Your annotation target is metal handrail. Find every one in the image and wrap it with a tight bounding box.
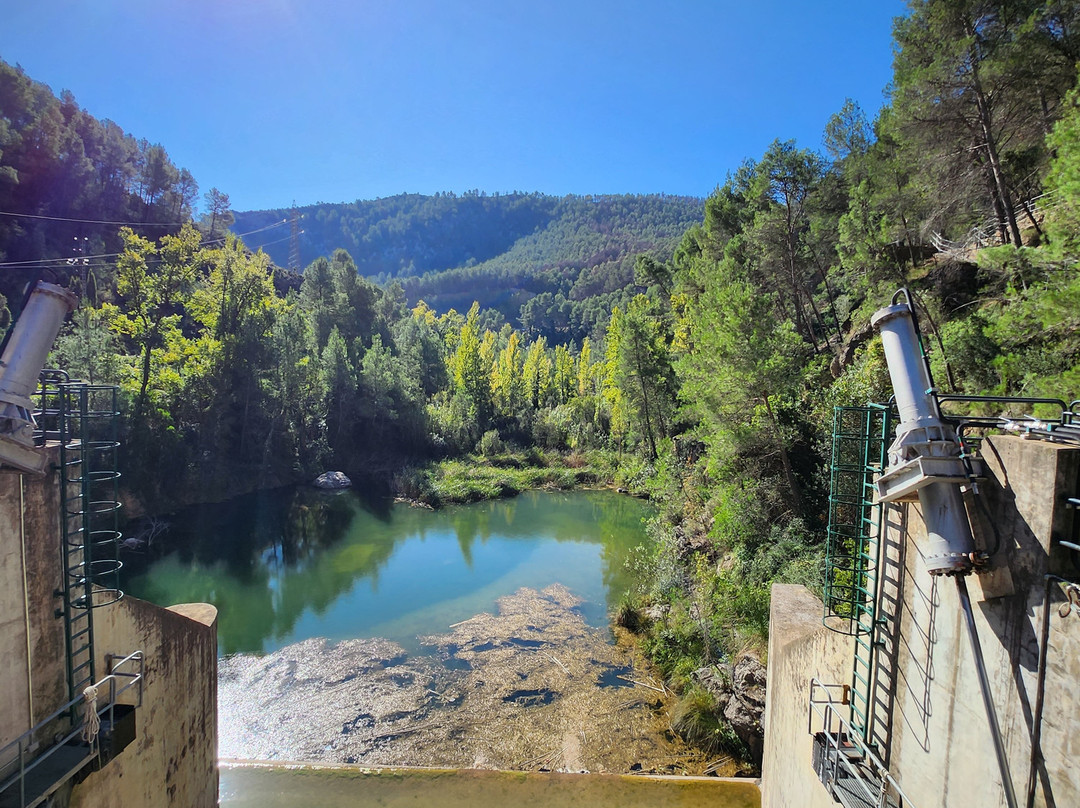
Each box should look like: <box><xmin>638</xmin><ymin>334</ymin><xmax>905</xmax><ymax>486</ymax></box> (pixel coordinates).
<box><xmin>937</xmin><ymin>395</ymin><xmax>1069</xmax><ymax>417</ymax></box>
<box><xmin>0</xmin><ymin>651</ymin><xmax>143</xmax><ymax>807</ymax></box>
<box><xmin>808</xmin><ymin>678</ymin><xmax>915</xmax><ymax>808</ymax></box>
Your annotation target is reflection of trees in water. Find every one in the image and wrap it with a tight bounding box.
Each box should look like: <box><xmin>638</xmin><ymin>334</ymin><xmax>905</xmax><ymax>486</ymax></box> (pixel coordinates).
<box><xmin>145</xmin><ymin>484</ymin><xmax>389</xmax><ymax>573</ymax></box>
<box><xmin>280</xmin><ymin>489</ymin><xmax>357</xmax><ymax>565</ymax></box>
<box><xmin>444</xmin><ymin>492</ymin><xmax>649</xmax><ymax>610</ymax></box>
<box><xmin>125</xmin><ymin>484</ymin><xmax>402</xmax><ymax>654</ymax></box>
<box><xmin>124</xmin><ymin>489</ymin><xmax>654</xmax><ymax>655</ymax></box>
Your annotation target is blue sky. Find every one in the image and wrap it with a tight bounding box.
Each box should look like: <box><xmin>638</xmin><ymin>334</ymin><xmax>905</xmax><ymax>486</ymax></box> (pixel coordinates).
<box><xmin>0</xmin><ymin>0</ymin><xmax>908</xmax><ymax>212</ymax></box>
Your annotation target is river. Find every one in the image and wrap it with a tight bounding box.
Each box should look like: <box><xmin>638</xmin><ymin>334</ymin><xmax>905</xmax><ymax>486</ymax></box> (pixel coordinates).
<box><xmin>121</xmin><ymin>488</ymin><xmax>652</xmax><ymax>656</ymax></box>
<box><xmin>121</xmin><ymin>488</ymin><xmax>724</xmax><ymax>776</ymax></box>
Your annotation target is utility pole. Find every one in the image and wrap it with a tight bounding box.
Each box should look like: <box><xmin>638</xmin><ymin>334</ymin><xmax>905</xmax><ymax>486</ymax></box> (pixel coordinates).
<box><xmin>288</xmin><ymin>202</ymin><xmax>302</xmax><ymax>272</ymax></box>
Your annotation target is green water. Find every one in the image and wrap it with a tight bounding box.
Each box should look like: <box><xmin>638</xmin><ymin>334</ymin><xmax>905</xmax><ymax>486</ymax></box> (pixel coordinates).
<box><xmin>218</xmin><ymin>765</ymin><xmax>762</xmax><ymax>808</ymax></box>
<box><xmin>121</xmin><ymin>488</ymin><xmax>654</xmax><ymax>655</ymax></box>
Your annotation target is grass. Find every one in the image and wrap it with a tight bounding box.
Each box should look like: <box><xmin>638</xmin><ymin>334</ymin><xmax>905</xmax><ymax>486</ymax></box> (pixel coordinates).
<box><xmin>395</xmin><ymin>448</ymin><xmax>619</xmax><ymax>507</ymax></box>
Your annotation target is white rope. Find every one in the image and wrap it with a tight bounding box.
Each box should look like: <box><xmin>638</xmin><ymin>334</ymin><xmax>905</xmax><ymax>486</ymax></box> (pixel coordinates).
<box><xmin>80</xmin><ymin>685</ymin><xmax>100</xmax><ymax>743</ymax></box>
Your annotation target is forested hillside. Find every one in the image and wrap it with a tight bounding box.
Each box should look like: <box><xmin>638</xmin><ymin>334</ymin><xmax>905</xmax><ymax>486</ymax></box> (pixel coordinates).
<box><xmin>234</xmin><ymin>192</ymin><xmax>703</xmax><ymax>342</ymax></box>
<box><xmin>0</xmin><ymin>59</ymin><xmax>230</xmax><ymax>327</ymax></box>
<box><xmin>2</xmin><ymin>0</ymin><xmax>1079</xmax><ymax>768</ymax></box>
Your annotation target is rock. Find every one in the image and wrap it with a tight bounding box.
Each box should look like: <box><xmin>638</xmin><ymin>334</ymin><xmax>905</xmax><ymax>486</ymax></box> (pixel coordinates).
<box><xmin>692</xmin><ymin>664</ymin><xmax>732</xmax><ymax>705</ymax></box>
<box><xmin>314</xmin><ymin>471</ymin><xmax>352</xmax><ymax>489</ymax></box>
<box><xmin>692</xmin><ymin>655</ymin><xmax>766</xmax><ymax>765</ymax></box>
<box><xmin>733</xmin><ymin>654</ymin><xmax>767</xmax><ymax>708</ymax></box>
<box><xmin>219</xmin><ymin>586</ymin><xmax>709</xmax><ymax>773</ymax></box>
<box><xmin>728</xmin><ymin>654</ymin><xmax>766</xmax><ymax>764</ymax></box>
<box><xmin>644</xmin><ymin>604</ymin><xmax>669</xmax><ymax>624</ymax></box>
<box><xmin>722</xmin><ymin>693</ymin><xmax>763</xmax><ymax>765</ymax></box>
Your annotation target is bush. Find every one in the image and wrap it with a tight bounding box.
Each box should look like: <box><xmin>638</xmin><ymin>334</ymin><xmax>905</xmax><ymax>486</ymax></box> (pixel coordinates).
<box><xmin>670</xmin><ymin>686</ymin><xmax>747</xmax><ymax>757</ymax></box>
<box><xmin>477</xmin><ymin>429</ymin><xmax>505</xmax><ymax>456</ymax></box>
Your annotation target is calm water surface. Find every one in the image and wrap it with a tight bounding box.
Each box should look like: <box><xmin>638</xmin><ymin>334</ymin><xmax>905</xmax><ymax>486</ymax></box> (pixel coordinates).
<box><xmin>121</xmin><ymin>489</ymin><xmax>654</xmax><ymax>655</ymax></box>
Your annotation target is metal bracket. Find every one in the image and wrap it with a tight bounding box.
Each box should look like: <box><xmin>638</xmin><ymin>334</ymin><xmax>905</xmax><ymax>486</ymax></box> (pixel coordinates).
<box><xmin>874</xmin><ymin>456</ymin><xmax>980</xmax><ymax>503</ymax></box>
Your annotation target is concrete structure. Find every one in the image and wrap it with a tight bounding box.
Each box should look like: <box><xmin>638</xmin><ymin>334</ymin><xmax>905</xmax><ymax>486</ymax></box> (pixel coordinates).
<box><xmin>70</xmin><ymin>600</ymin><xmax>218</xmax><ymax>808</ymax></box>
<box><xmin>0</xmin><ymin>445</ymin><xmax>219</xmax><ymax>807</ymax></box>
<box><xmin>762</xmin><ymin>436</ymin><xmax>1079</xmax><ymax>808</ymax></box>
<box><xmin>1</xmin><ymin>457</ymin><xmax>68</xmax><ymax>758</ymax></box>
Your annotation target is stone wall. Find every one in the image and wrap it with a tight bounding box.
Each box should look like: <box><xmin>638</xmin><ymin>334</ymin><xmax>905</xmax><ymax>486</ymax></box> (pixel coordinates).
<box><xmin>761</xmin><ymin>436</ymin><xmax>1080</xmax><ymax>808</ymax></box>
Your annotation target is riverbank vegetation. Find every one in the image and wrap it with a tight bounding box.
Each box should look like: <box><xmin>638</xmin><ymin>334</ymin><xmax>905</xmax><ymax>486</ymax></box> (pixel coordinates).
<box><xmin>3</xmin><ymin>0</ymin><xmax>1079</xmax><ymax>770</ymax></box>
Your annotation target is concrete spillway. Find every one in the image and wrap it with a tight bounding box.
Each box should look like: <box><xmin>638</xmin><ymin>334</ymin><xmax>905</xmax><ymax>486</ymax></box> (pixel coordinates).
<box><xmin>219</xmin><ymin>763</ymin><xmax>762</xmax><ymax>808</ymax></box>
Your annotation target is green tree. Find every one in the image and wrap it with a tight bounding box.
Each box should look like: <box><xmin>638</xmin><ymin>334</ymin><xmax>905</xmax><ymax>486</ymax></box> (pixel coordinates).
<box><xmin>203</xmin><ymin>187</ymin><xmax>234</xmax><ymax>241</ymax></box>
<box><xmin>492</xmin><ymin>329</ymin><xmax>525</xmax><ymax>417</ymax></box>
<box><xmin>522</xmin><ymin>336</ymin><xmax>552</xmax><ymax>410</ymax></box>
<box><xmin>450</xmin><ymin>302</ymin><xmax>492</xmax><ymax>427</ymax></box>
<box><xmin>104</xmin><ymin>224</ymin><xmax>200</xmax><ymax>414</ymax></box>
<box><xmin>321</xmin><ymin>326</ymin><xmax>356</xmax><ymax>451</ymax></box>
<box><xmin>675</xmin><ymin>262</ymin><xmax>808</xmax><ymax>512</ymax></box>
<box><xmin>890</xmin><ymin>0</ymin><xmax>1073</xmax><ymax>244</ymax></box>
<box><xmin>613</xmin><ymin>295</ymin><xmax>676</xmax><ymax>459</ymax></box>
<box><xmin>552</xmin><ymin>344</ymin><xmax>576</xmax><ymax>405</ymax></box>
<box><xmin>1045</xmin><ymin>67</ymin><xmax>1080</xmax><ymax>253</ymax></box>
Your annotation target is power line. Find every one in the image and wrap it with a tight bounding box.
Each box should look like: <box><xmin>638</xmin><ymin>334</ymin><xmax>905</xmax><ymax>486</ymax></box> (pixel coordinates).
<box><xmin>0</xmin><ymin>252</ymin><xmax>123</xmax><ymax>269</ymax></box>
<box><xmin>0</xmin><ymin>221</ymin><xmax>289</xmax><ymax>268</ymax></box>
<box><xmin>0</xmin><ymin>209</ymin><xmax>189</xmax><ymax>227</ymax></box>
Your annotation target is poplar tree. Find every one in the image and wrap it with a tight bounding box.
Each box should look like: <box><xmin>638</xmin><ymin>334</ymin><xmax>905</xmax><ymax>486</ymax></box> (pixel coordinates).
<box><xmin>492</xmin><ymin>330</ymin><xmax>525</xmax><ymax>417</ymax></box>
<box><xmin>522</xmin><ymin>336</ymin><xmax>552</xmax><ymax>410</ymax></box>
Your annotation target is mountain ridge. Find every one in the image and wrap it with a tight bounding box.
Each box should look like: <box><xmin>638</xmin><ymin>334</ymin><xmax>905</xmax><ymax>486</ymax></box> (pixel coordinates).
<box><xmin>233</xmin><ymin>191</ymin><xmax>703</xmax><ymax>339</ymax></box>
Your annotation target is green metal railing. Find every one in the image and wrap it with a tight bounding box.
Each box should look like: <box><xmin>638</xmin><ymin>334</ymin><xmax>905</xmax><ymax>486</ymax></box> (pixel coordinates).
<box><xmin>823</xmin><ymin>405</ymin><xmax>891</xmax><ymax>744</ymax></box>
<box><xmin>36</xmin><ymin>374</ymin><xmax>124</xmax><ymax>707</ymax></box>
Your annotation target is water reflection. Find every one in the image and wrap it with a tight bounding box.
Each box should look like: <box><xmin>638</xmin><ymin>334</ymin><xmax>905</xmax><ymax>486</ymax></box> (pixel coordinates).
<box><xmin>121</xmin><ymin>489</ymin><xmax>653</xmax><ymax>656</ymax></box>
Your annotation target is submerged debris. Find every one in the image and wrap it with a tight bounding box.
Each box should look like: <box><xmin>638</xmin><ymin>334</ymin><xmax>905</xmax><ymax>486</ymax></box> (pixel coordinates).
<box><xmin>219</xmin><ymin>585</ymin><xmax>711</xmax><ymax>774</ymax></box>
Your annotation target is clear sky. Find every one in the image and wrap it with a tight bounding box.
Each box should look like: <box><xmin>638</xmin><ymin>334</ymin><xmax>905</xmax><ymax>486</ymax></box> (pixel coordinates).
<box><xmin>0</xmin><ymin>0</ymin><xmax>909</xmax><ymax>212</ymax></box>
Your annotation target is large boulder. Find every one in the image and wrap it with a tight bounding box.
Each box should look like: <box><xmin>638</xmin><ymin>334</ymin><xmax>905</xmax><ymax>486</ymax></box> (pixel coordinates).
<box><xmin>692</xmin><ymin>653</ymin><xmax>766</xmax><ymax>765</ymax></box>
<box><xmin>313</xmin><ymin>471</ymin><xmax>352</xmax><ymax>489</ymax></box>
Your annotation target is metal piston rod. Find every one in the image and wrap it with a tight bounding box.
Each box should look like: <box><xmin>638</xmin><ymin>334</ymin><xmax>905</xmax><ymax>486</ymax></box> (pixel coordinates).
<box><xmin>872</xmin><ymin>291</ymin><xmax>1018</xmax><ymax>808</ymax></box>
<box><xmin>957</xmin><ymin>576</ymin><xmax>1018</xmax><ymax>808</ymax></box>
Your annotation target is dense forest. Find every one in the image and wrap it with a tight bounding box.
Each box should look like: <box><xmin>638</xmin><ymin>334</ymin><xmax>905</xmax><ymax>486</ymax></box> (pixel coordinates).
<box><xmin>234</xmin><ymin>192</ymin><xmax>703</xmax><ymax>343</ymax></box>
<box><xmin>2</xmin><ymin>0</ymin><xmax>1079</xmax><ymax>766</ymax></box>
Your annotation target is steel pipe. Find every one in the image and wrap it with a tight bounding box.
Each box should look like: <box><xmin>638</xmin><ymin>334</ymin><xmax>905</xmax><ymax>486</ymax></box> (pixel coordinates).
<box><xmin>872</xmin><ymin>296</ymin><xmax>974</xmax><ymax>575</ymax></box>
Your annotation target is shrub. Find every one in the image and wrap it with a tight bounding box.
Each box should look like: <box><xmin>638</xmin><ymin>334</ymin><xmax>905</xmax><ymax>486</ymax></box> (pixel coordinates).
<box><xmin>478</xmin><ymin>429</ymin><xmax>505</xmax><ymax>456</ymax></box>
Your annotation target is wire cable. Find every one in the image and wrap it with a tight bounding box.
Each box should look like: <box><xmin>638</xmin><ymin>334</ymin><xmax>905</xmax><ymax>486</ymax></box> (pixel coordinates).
<box><xmin>0</xmin><ymin>221</ymin><xmax>288</xmax><ymax>268</ymax></box>
<box><xmin>0</xmin><ymin>209</ymin><xmax>188</xmax><ymax>226</ymax></box>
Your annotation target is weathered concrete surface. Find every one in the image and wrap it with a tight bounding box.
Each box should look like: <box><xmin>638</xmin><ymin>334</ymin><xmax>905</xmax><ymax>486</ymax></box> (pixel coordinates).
<box><xmin>760</xmin><ymin>584</ymin><xmax>851</xmax><ymax>808</ymax></box>
<box><xmin>889</xmin><ymin>437</ymin><xmax>1080</xmax><ymax>808</ymax></box>
<box><xmin>0</xmin><ymin>449</ymin><xmax>68</xmax><ymax>764</ymax></box>
<box><xmin>0</xmin><ymin>468</ymin><xmax>32</xmax><ymax>758</ymax></box>
<box><xmin>220</xmin><ymin>584</ymin><xmax>711</xmax><ymax>775</ymax></box>
<box><xmin>70</xmin><ymin>597</ymin><xmax>219</xmax><ymax>808</ymax></box>
<box><xmin>1</xmin><ymin>444</ymin><xmax>219</xmax><ymax>806</ymax></box>
<box><xmin>762</xmin><ymin>436</ymin><xmax>1080</xmax><ymax>808</ymax></box>
<box><xmin>220</xmin><ymin>763</ymin><xmax>762</xmax><ymax>808</ymax></box>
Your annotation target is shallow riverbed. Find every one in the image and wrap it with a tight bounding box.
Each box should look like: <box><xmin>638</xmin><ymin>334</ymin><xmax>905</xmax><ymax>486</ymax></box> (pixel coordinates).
<box><xmin>218</xmin><ymin>584</ymin><xmax>718</xmax><ymax>774</ymax></box>
<box><xmin>125</xmin><ymin>489</ymin><xmax>731</xmax><ymax>775</ymax></box>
